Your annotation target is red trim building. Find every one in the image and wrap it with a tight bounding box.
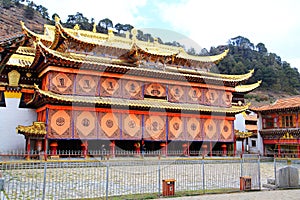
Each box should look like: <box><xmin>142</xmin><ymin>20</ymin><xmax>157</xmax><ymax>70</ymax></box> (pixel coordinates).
<box><xmin>0</xmin><ymin>19</ymin><xmax>261</xmax><ymax>158</ymax></box>
<box><xmin>252</xmin><ymin>96</ymin><xmax>300</xmax><ymax>157</ymax></box>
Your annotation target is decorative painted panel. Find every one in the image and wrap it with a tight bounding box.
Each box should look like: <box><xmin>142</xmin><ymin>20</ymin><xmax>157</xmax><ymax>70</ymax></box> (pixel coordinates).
<box><xmin>219</xmin><ymin>120</ymin><xmax>233</xmax><ymax>141</ymax></box>
<box><xmin>122</xmin><ymin>113</ymin><xmax>142</xmax><ymax>139</ymax></box>
<box><xmin>168</xmin><ymin>116</ymin><xmax>184</xmax><ymax>140</ymax></box>
<box><xmin>144</xmin><ymin>83</ymin><xmax>166</xmax><ymax>98</ymax></box>
<box><xmin>75</xmin><ymin>75</ymin><xmax>99</xmax><ymax>95</ymax></box>
<box><xmin>187</xmin><ymin>87</ymin><xmax>202</xmax><ymax>104</ymax></box>
<box><xmin>122</xmin><ymin>80</ymin><xmax>143</xmax><ymax>99</ymax></box>
<box><xmin>168</xmin><ymin>85</ymin><xmax>185</xmax><ymax>102</ymax></box>
<box><xmin>100</xmin><ymin>77</ymin><xmax>121</xmax><ymax>97</ymax></box>
<box><xmin>203</xmin><ymin>118</ymin><xmax>218</xmax><ymax>141</ymax></box>
<box><xmin>144</xmin><ymin>115</ymin><xmax>166</xmax><ymax>141</ymax></box>
<box><xmin>48</xmin><ymin>109</ymin><xmax>72</xmax><ymax>139</ymax></box>
<box><xmin>74</xmin><ymin>111</ymin><xmax>97</xmax><ymax>139</ymax></box>
<box><xmin>49</xmin><ymin>72</ymin><xmax>74</xmax><ymax>94</ymax></box>
<box><xmin>220</xmin><ymin>91</ymin><xmax>232</xmax><ymax>107</ymax></box>
<box><xmin>203</xmin><ymin>89</ymin><xmax>219</xmax><ymax>106</ymax></box>
<box><xmin>98</xmin><ymin>112</ymin><xmax>120</xmax><ymax>139</ymax></box>
<box><xmin>186</xmin><ymin>117</ymin><xmax>202</xmax><ymax>141</ymax></box>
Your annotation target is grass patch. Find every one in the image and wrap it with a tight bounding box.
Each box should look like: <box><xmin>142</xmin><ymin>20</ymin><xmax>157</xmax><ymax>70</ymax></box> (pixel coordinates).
<box><xmin>67</xmin><ymin>188</ymin><xmax>240</xmax><ymax>200</ymax></box>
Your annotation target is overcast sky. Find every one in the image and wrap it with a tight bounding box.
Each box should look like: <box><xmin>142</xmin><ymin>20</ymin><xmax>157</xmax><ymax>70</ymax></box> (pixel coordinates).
<box><xmin>33</xmin><ymin>0</ymin><xmax>300</xmax><ymax>71</ymax></box>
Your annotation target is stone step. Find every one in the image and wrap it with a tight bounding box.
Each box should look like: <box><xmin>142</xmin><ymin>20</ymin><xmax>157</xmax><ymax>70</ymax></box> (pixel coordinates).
<box><xmin>262</xmin><ymin>183</ymin><xmax>277</xmax><ymax>190</ymax></box>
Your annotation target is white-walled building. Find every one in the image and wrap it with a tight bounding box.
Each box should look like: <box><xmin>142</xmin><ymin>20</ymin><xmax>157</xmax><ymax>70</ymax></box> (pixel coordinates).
<box><xmin>234</xmin><ymin>110</ymin><xmax>263</xmax><ymax>154</ymax></box>
<box><xmin>0</xmin><ymin>92</ymin><xmax>36</xmax><ymax>151</ymax></box>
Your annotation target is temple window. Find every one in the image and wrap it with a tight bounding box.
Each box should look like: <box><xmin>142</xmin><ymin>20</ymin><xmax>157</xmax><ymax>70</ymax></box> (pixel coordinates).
<box><xmin>281</xmin><ymin>115</ymin><xmax>294</xmax><ymax>128</ymax></box>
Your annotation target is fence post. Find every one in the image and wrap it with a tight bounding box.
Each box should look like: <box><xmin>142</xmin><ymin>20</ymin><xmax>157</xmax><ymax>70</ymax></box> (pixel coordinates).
<box><xmin>105</xmin><ymin>162</ymin><xmax>109</xmax><ymax>200</ymax></box>
<box><xmin>240</xmin><ymin>154</ymin><xmax>243</xmax><ymax>177</ymax></box>
<box><xmin>258</xmin><ymin>155</ymin><xmax>261</xmax><ymax>190</ymax></box>
<box><xmin>158</xmin><ymin>158</ymin><xmax>161</xmax><ymax>197</ymax></box>
<box><xmin>202</xmin><ymin>157</ymin><xmax>205</xmax><ymax>194</ymax></box>
<box><xmin>42</xmin><ymin>162</ymin><xmax>47</xmax><ymax>200</ymax></box>
<box><xmin>274</xmin><ymin>156</ymin><xmax>277</xmax><ymax>184</ymax></box>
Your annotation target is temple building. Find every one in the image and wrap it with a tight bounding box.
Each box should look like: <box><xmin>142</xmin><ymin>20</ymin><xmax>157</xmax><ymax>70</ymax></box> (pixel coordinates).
<box><xmin>252</xmin><ymin>96</ymin><xmax>300</xmax><ymax>157</ymax></box>
<box><xmin>234</xmin><ymin>110</ymin><xmax>260</xmax><ymax>155</ymax></box>
<box><xmin>0</xmin><ymin>18</ymin><xmax>261</xmax><ymax>158</ymax></box>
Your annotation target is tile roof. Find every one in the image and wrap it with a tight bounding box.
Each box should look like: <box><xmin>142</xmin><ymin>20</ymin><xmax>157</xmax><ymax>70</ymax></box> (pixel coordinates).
<box><xmin>252</xmin><ymin>96</ymin><xmax>300</xmax><ymax>112</ymax></box>
<box><xmin>16</xmin><ymin>122</ymin><xmax>46</xmax><ymax>136</ymax></box>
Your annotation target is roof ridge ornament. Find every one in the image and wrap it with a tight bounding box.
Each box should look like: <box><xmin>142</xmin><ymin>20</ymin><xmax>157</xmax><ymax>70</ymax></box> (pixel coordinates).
<box><xmin>92</xmin><ymin>23</ymin><xmax>97</xmax><ymax>33</ymax></box>
<box><xmin>131</xmin><ymin>28</ymin><xmax>137</xmax><ymax>42</ymax></box>
<box><xmin>54</xmin><ymin>15</ymin><xmax>60</xmax><ymax>24</ymax></box>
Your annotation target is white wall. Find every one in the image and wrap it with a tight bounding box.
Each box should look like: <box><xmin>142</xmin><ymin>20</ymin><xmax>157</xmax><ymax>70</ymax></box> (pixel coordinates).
<box><xmin>234</xmin><ymin>113</ymin><xmax>246</xmax><ymax>132</ymax></box>
<box><xmin>256</xmin><ymin>113</ymin><xmax>264</xmax><ymax>154</ymax></box>
<box><xmin>0</xmin><ymin>94</ymin><xmax>36</xmax><ymax>151</ymax></box>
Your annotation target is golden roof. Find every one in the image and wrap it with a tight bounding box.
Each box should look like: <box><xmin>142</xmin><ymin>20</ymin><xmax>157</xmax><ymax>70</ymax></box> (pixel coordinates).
<box><xmin>235</xmin><ymin>130</ymin><xmax>253</xmax><ymax>138</ymax></box>
<box><xmin>16</xmin><ymin>121</ymin><xmax>46</xmax><ymax>136</ymax></box>
<box><xmin>7</xmin><ymin>54</ymin><xmax>34</xmax><ymax>67</ymax></box>
<box><xmin>36</xmin><ymin>41</ymin><xmax>254</xmax><ymax>83</ymax></box>
<box><xmin>16</xmin><ymin>46</ymin><xmax>36</xmax><ymax>56</ymax></box>
<box><xmin>234</xmin><ymin>80</ymin><xmax>262</xmax><ymax>93</ymax></box>
<box><xmin>20</xmin><ymin>21</ymin><xmax>53</xmax><ymax>42</ymax></box>
<box><xmin>23</xmin><ymin>21</ymin><xmax>229</xmax><ymax>64</ymax></box>
<box><xmin>34</xmin><ymin>85</ymin><xmax>250</xmax><ymax>114</ymax></box>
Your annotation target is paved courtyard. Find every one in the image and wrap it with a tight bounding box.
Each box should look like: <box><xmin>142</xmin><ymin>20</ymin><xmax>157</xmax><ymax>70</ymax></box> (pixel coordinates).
<box><xmin>157</xmin><ymin>189</ymin><xmax>300</xmax><ymax>200</ymax></box>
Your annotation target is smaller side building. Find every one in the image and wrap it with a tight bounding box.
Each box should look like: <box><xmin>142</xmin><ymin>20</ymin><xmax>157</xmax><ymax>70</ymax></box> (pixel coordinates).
<box><xmin>252</xmin><ymin>96</ymin><xmax>300</xmax><ymax>157</ymax></box>
<box><xmin>235</xmin><ymin>110</ymin><xmax>262</xmax><ymax>155</ymax></box>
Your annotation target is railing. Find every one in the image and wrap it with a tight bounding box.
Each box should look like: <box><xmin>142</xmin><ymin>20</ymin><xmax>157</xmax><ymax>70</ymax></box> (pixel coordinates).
<box><xmin>0</xmin><ymin>156</ymin><xmax>261</xmax><ymax>200</ymax></box>
<box><xmin>0</xmin><ymin>150</ymin><xmax>247</xmax><ymax>161</ymax></box>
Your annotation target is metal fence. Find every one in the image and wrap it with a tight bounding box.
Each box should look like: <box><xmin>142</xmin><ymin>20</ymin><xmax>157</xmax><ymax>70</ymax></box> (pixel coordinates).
<box><xmin>0</xmin><ymin>150</ymin><xmax>245</xmax><ymax>161</ymax></box>
<box><xmin>0</xmin><ymin>156</ymin><xmax>260</xmax><ymax>200</ymax></box>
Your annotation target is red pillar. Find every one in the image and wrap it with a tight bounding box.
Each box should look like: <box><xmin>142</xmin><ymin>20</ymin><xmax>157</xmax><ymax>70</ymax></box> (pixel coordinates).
<box><xmin>298</xmin><ymin>145</ymin><xmax>300</xmax><ymax>158</ymax></box>
<box><xmin>221</xmin><ymin>144</ymin><xmax>227</xmax><ymax>156</ymax></box>
<box><xmin>165</xmin><ymin>141</ymin><xmax>168</xmax><ymax>157</ymax></box>
<box><xmin>50</xmin><ymin>142</ymin><xmax>58</xmax><ymax>156</ymax></box>
<box><xmin>242</xmin><ymin>139</ymin><xmax>245</xmax><ymax>154</ymax></box>
<box><xmin>278</xmin><ymin>144</ymin><xmax>281</xmax><ymax>157</ymax></box>
<box><xmin>234</xmin><ymin>140</ymin><xmax>237</xmax><ymax>157</ymax></box>
<box><xmin>210</xmin><ymin>141</ymin><xmax>213</xmax><ymax>157</ymax></box>
<box><xmin>110</xmin><ymin>141</ymin><xmax>115</xmax><ymax>158</ymax></box>
<box><xmin>202</xmin><ymin>144</ymin><xmax>208</xmax><ymax>157</ymax></box>
<box><xmin>81</xmin><ymin>140</ymin><xmax>88</xmax><ymax>159</ymax></box>
<box><xmin>182</xmin><ymin>143</ymin><xmax>188</xmax><ymax>156</ymax></box>
<box><xmin>187</xmin><ymin>141</ymin><xmax>190</xmax><ymax>157</ymax></box>
<box><xmin>26</xmin><ymin>138</ymin><xmax>31</xmax><ymax>160</ymax></box>
<box><xmin>134</xmin><ymin>142</ymin><xmax>141</xmax><ymax>156</ymax></box>
<box><xmin>160</xmin><ymin>143</ymin><xmax>166</xmax><ymax>157</ymax></box>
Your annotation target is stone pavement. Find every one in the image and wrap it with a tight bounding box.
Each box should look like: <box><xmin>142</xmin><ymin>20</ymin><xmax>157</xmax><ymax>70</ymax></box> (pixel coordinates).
<box><xmin>156</xmin><ymin>189</ymin><xmax>300</xmax><ymax>200</ymax></box>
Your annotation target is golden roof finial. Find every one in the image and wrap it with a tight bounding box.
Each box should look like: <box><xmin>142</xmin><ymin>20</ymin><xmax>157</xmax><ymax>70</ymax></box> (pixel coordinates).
<box><xmin>108</xmin><ymin>29</ymin><xmax>114</xmax><ymax>36</ymax></box>
<box><xmin>20</xmin><ymin>21</ymin><xmax>25</xmax><ymax>29</ymax></box>
<box><xmin>74</xmin><ymin>24</ymin><xmax>80</xmax><ymax>31</ymax></box>
<box><xmin>92</xmin><ymin>23</ymin><xmax>97</xmax><ymax>33</ymax></box>
<box><xmin>54</xmin><ymin>15</ymin><xmax>60</xmax><ymax>23</ymax></box>
<box><xmin>131</xmin><ymin>28</ymin><xmax>137</xmax><ymax>40</ymax></box>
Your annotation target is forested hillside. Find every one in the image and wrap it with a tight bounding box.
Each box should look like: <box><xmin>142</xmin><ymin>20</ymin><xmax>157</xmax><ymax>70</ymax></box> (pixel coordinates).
<box><xmin>210</xmin><ymin>36</ymin><xmax>300</xmax><ymax>95</ymax></box>
<box><xmin>1</xmin><ymin>0</ymin><xmax>300</xmax><ymax>98</ymax></box>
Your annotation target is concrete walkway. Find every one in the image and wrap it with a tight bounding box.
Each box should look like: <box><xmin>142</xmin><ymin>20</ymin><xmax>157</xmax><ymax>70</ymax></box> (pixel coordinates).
<box><xmin>156</xmin><ymin>189</ymin><xmax>300</xmax><ymax>200</ymax></box>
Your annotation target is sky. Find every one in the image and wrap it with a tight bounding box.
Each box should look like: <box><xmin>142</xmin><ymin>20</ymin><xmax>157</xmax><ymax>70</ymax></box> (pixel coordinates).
<box><xmin>33</xmin><ymin>0</ymin><xmax>300</xmax><ymax>71</ymax></box>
